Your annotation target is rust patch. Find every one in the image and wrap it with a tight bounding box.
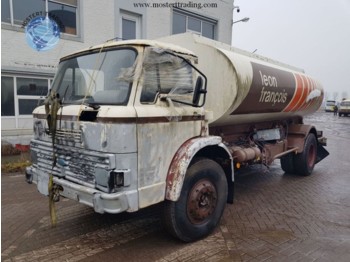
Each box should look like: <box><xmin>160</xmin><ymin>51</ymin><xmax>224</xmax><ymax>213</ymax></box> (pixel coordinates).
<box><xmin>166</xmin><ymin>139</ymin><xmax>194</xmax><ymax>200</ymax></box>
<box><xmin>165</xmin><ymin>136</ymin><xmax>223</xmax><ymax>201</ymax></box>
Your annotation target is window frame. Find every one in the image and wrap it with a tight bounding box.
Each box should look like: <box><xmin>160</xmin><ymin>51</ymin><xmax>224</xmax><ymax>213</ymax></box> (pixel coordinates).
<box><xmin>1</xmin><ymin>76</ymin><xmax>15</xmax><ymax>117</ymax></box>
<box><xmin>139</xmin><ymin>48</ymin><xmax>198</xmax><ymax>106</ymax></box>
<box><xmin>16</xmin><ymin>77</ymin><xmax>50</xmax><ymax>115</ymax></box>
<box><xmin>120</xmin><ymin>11</ymin><xmax>141</xmax><ymax>40</ymax></box>
<box><xmin>1</xmin><ymin>0</ymin><xmax>80</xmax><ymax>40</ymax></box>
<box><xmin>1</xmin><ymin>74</ymin><xmax>53</xmax><ymax>128</ymax></box>
<box><xmin>172</xmin><ymin>8</ymin><xmax>217</xmax><ymax>40</ymax></box>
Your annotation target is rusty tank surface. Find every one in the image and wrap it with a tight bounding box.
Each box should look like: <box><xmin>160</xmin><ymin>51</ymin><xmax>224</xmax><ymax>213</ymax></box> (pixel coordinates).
<box><xmin>159</xmin><ymin>33</ymin><xmax>324</xmax><ymax>126</ymax></box>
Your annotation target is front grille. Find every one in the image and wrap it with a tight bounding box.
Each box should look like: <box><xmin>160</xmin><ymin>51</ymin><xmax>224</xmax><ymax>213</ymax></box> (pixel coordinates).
<box><xmin>31</xmin><ymin>140</ymin><xmax>115</xmax><ymax>186</ymax></box>
<box><xmin>47</xmin><ymin>129</ymin><xmax>83</xmax><ymax>148</ymax></box>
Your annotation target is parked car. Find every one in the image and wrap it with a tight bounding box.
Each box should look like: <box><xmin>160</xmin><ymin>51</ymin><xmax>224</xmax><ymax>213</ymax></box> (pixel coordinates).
<box><xmin>338</xmin><ymin>99</ymin><xmax>350</xmax><ymax>117</ymax></box>
<box><xmin>325</xmin><ymin>100</ymin><xmax>336</xmax><ymax>112</ymax></box>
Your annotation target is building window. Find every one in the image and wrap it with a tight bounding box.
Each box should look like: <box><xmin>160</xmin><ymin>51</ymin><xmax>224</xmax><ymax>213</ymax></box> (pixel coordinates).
<box><xmin>1</xmin><ymin>0</ymin><xmax>11</xmax><ymax>24</ymax></box>
<box><xmin>120</xmin><ymin>11</ymin><xmax>141</xmax><ymax>40</ymax></box>
<box><xmin>172</xmin><ymin>9</ymin><xmax>216</xmax><ymax>39</ymax></box>
<box><xmin>1</xmin><ymin>0</ymin><xmax>78</xmax><ymax>35</ymax></box>
<box><xmin>17</xmin><ymin>77</ymin><xmax>49</xmax><ymax>115</ymax></box>
<box><xmin>202</xmin><ymin>22</ymin><xmax>215</xmax><ymax>39</ymax></box>
<box><xmin>1</xmin><ymin>77</ymin><xmax>15</xmax><ymax>116</ymax></box>
<box><xmin>1</xmin><ymin>75</ymin><xmax>51</xmax><ymax>118</ymax></box>
<box><xmin>48</xmin><ymin>0</ymin><xmax>77</xmax><ymax>35</ymax></box>
<box><xmin>12</xmin><ymin>0</ymin><xmax>44</xmax><ymax>26</ymax></box>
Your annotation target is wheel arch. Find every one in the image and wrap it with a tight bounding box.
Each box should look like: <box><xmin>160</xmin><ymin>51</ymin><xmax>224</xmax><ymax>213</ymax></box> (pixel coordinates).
<box><xmin>287</xmin><ymin>124</ymin><xmax>318</xmax><ymax>153</ymax></box>
<box><xmin>283</xmin><ymin>123</ymin><xmax>329</xmax><ymax>175</ymax></box>
<box><xmin>165</xmin><ymin>136</ymin><xmax>233</xmax><ymax>202</ymax></box>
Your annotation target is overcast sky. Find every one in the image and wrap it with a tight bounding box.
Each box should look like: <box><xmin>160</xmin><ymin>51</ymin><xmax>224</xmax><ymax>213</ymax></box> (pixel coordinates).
<box><xmin>231</xmin><ymin>0</ymin><xmax>350</xmax><ymax>100</ymax></box>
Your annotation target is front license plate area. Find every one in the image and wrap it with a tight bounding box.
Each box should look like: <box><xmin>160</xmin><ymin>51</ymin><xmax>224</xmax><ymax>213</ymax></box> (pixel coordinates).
<box><xmin>37</xmin><ymin>171</ymin><xmax>49</xmax><ymax>196</ymax></box>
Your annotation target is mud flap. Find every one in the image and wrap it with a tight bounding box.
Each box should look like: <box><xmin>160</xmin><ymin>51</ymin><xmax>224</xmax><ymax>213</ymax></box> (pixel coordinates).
<box><xmin>227</xmin><ymin>180</ymin><xmax>234</xmax><ymax>204</ymax></box>
<box><xmin>316</xmin><ymin>144</ymin><xmax>329</xmax><ymax>164</ymax></box>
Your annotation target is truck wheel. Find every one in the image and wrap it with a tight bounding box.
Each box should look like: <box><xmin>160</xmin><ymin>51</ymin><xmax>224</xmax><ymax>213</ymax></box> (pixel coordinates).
<box><xmin>162</xmin><ymin>158</ymin><xmax>228</xmax><ymax>242</ymax></box>
<box><xmin>280</xmin><ymin>153</ymin><xmax>295</xmax><ymax>174</ymax></box>
<box><xmin>295</xmin><ymin>134</ymin><xmax>317</xmax><ymax>176</ymax></box>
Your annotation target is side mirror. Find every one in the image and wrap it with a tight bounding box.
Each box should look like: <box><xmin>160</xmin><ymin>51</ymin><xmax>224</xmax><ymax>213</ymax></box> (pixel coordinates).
<box><xmin>193</xmin><ymin>76</ymin><xmax>206</xmax><ymax>106</ymax></box>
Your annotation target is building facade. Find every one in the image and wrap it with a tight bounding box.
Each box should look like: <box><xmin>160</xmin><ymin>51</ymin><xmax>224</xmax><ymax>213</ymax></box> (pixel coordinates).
<box><xmin>1</xmin><ymin>0</ymin><xmax>234</xmax><ymax>144</ymax></box>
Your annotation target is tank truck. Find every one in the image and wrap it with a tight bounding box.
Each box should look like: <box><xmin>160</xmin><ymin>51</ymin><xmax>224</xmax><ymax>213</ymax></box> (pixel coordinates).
<box><xmin>26</xmin><ymin>33</ymin><xmax>328</xmax><ymax>242</ymax></box>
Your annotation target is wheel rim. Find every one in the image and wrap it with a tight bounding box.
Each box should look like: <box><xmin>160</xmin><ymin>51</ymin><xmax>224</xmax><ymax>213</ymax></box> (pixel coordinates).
<box><xmin>187</xmin><ymin>179</ymin><xmax>217</xmax><ymax>224</ymax></box>
<box><xmin>307</xmin><ymin>143</ymin><xmax>316</xmax><ymax>168</ymax></box>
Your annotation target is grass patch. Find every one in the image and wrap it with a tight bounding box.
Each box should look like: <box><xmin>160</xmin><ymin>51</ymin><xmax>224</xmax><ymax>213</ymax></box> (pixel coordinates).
<box><xmin>1</xmin><ymin>150</ymin><xmax>32</xmax><ymax>173</ymax></box>
<box><xmin>1</xmin><ymin>160</ymin><xmax>31</xmax><ymax>173</ymax></box>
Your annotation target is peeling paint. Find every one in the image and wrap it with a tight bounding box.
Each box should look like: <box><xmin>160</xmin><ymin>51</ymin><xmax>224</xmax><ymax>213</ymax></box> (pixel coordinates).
<box><xmin>165</xmin><ymin>136</ymin><xmax>224</xmax><ymax>201</ymax></box>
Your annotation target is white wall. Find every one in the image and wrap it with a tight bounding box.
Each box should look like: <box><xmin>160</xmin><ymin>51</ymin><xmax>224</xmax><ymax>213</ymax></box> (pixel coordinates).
<box><xmin>1</xmin><ymin>0</ymin><xmax>234</xmax><ymax>144</ymax></box>
<box><xmin>2</xmin><ymin>0</ymin><xmax>234</xmax><ymax>76</ymax></box>
<box><xmin>145</xmin><ymin>0</ymin><xmax>233</xmax><ymax>44</ymax></box>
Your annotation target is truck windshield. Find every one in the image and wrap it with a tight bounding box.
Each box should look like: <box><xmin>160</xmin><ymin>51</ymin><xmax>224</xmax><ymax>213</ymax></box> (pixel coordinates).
<box><xmin>52</xmin><ymin>48</ymin><xmax>137</xmax><ymax>106</ymax></box>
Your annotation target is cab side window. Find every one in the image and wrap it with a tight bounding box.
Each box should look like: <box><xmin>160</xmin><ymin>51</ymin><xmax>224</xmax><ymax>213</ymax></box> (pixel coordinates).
<box><xmin>141</xmin><ymin>48</ymin><xmax>193</xmax><ymax>103</ymax></box>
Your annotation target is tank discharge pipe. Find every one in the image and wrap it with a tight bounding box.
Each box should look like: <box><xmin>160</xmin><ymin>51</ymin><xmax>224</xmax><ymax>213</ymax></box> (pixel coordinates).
<box><xmin>230</xmin><ymin>146</ymin><xmax>261</xmax><ymax>162</ymax></box>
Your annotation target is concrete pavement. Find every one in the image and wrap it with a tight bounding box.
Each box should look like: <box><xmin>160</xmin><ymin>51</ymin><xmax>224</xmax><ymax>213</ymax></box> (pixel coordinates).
<box><xmin>2</xmin><ymin>112</ymin><xmax>350</xmax><ymax>261</ymax></box>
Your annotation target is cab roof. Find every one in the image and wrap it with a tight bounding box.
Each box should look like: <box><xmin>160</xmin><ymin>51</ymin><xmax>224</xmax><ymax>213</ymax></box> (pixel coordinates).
<box><xmin>61</xmin><ymin>39</ymin><xmax>197</xmax><ymax>61</ymax></box>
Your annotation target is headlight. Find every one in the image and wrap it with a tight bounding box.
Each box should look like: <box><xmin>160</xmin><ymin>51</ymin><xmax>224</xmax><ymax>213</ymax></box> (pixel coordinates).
<box><xmin>95</xmin><ymin>168</ymin><xmax>131</xmax><ymax>193</ymax></box>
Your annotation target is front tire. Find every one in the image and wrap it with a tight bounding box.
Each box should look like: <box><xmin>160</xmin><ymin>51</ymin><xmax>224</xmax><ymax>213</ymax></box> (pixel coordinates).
<box><xmin>295</xmin><ymin>134</ymin><xmax>317</xmax><ymax>176</ymax></box>
<box><xmin>162</xmin><ymin>158</ymin><xmax>228</xmax><ymax>242</ymax></box>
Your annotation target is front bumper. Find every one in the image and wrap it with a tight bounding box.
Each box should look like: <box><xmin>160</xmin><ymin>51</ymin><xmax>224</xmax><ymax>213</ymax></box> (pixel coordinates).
<box><xmin>26</xmin><ymin>165</ymin><xmax>138</xmax><ymax>214</ymax></box>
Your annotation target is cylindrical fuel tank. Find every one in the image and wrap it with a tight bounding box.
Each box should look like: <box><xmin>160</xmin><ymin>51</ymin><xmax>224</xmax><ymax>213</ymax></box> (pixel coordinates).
<box><xmin>160</xmin><ymin>33</ymin><xmax>324</xmax><ymax>126</ymax></box>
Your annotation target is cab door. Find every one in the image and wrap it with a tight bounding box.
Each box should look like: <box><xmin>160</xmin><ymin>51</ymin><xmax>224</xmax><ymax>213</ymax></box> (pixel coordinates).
<box><xmin>134</xmin><ymin>47</ymin><xmax>205</xmax><ymax>208</ymax></box>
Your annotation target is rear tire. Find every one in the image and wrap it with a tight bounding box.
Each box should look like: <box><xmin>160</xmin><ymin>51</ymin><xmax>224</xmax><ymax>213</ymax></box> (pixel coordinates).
<box><xmin>162</xmin><ymin>158</ymin><xmax>228</xmax><ymax>242</ymax></box>
<box><xmin>295</xmin><ymin>134</ymin><xmax>317</xmax><ymax>176</ymax></box>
